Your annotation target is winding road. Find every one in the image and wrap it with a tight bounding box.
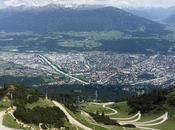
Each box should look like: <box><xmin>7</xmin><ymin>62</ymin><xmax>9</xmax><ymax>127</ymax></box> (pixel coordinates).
<box><xmin>91</xmin><ymin>102</ymin><xmax>118</xmax><ymax>116</ymax></box>
<box><xmin>116</xmin><ymin>112</ymin><xmax>142</xmax><ymax>125</ymax></box>
<box><xmin>111</xmin><ymin>111</ymin><xmax>141</xmax><ymax>121</ymax></box>
<box><xmin>91</xmin><ymin>102</ymin><xmax>168</xmax><ymax>130</ymax></box>
<box><xmin>103</xmin><ymin>102</ymin><xmax>118</xmax><ymax>116</ymax></box>
<box><xmin>133</xmin><ymin>112</ymin><xmax>168</xmax><ymax>126</ymax></box>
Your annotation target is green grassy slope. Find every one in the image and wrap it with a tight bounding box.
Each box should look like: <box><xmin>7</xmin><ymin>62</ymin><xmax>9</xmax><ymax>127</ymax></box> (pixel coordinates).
<box><xmin>81</xmin><ymin>88</ymin><xmax>175</xmax><ymax>130</ymax></box>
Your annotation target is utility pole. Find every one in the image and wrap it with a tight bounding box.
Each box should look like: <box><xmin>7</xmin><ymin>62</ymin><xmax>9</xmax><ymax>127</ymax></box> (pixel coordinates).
<box><xmin>10</xmin><ymin>91</ymin><xmax>13</xmax><ymax>108</ymax></box>
<box><xmin>95</xmin><ymin>85</ymin><xmax>99</xmax><ymax>101</ymax></box>
<box><xmin>95</xmin><ymin>90</ymin><xmax>98</xmax><ymax>100</ymax></box>
<box><xmin>74</xmin><ymin>89</ymin><xmax>82</xmax><ymax>112</ymax></box>
<box><xmin>76</xmin><ymin>96</ymin><xmax>81</xmax><ymax>112</ymax></box>
<box><xmin>3</xmin><ymin>69</ymin><xmax>6</xmax><ymax>88</ymax></box>
<box><xmin>45</xmin><ymin>86</ymin><xmax>48</xmax><ymax>100</ymax></box>
<box><xmin>9</xmin><ymin>85</ymin><xmax>15</xmax><ymax>108</ymax></box>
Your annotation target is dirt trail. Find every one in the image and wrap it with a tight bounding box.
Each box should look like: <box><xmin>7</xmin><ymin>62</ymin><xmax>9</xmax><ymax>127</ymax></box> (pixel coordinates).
<box><xmin>111</xmin><ymin>111</ymin><xmax>141</xmax><ymax>121</ymax></box>
<box><xmin>117</xmin><ymin>112</ymin><xmax>142</xmax><ymax>125</ymax></box>
<box><xmin>133</xmin><ymin>112</ymin><xmax>168</xmax><ymax>126</ymax></box>
<box><xmin>91</xmin><ymin>102</ymin><xmax>118</xmax><ymax>116</ymax></box>
<box><xmin>91</xmin><ymin>102</ymin><xmax>168</xmax><ymax>130</ymax></box>
<box><xmin>0</xmin><ymin>111</ymin><xmax>19</xmax><ymax>130</ymax></box>
<box><xmin>136</xmin><ymin>126</ymin><xmax>159</xmax><ymax>130</ymax></box>
<box><xmin>53</xmin><ymin>101</ymin><xmax>93</xmax><ymax>130</ymax></box>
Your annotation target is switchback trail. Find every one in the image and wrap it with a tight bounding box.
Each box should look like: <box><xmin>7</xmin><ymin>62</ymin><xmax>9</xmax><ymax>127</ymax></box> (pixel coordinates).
<box><xmin>91</xmin><ymin>102</ymin><xmax>118</xmax><ymax>116</ymax></box>
<box><xmin>52</xmin><ymin>100</ymin><xmax>93</xmax><ymax>130</ymax></box>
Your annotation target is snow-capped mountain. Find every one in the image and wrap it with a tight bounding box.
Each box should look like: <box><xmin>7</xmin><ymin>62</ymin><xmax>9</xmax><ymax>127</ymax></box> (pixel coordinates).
<box><xmin>2</xmin><ymin>0</ymin><xmax>175</xmax><ymax>9</ymax></box>
<box><xmin>3</xmin><ymin>0</ymin><xmax>111</xmax><ymax>9</ymax></box>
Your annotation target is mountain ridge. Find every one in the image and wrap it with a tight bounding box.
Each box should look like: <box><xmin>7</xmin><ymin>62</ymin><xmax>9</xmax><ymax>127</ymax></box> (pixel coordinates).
<box><xmin>0</xmin><ymin>6</ymin><xmax>166</xmax><ymax>33</ymax></box>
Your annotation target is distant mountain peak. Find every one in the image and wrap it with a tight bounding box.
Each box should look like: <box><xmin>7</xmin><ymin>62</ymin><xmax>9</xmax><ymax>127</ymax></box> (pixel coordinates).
<box><xmin>0</xmin><ymin>4</ymin><xmax>107</xmax><ymax>12</ymax></box>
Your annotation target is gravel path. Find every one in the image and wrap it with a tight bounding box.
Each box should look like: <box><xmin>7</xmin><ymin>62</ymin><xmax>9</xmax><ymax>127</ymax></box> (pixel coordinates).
<box><xmin>111</xmin><ymin>111</ymin><xmax>141</xmax><ymax>121</ymax></box>
<box><xmin>117</xmin><ymin>112</ymin><xmax>142</xmax><ymax>125</ymax></box>
<box><xmin>0</xmin><ymin>111</ymin><xmax>18</xmax><ymax>130</ymax></box>
<box><xmin>91</xmin><ymin>102</ymin><xmax>118</xmax><ymax>116</ymax></box>
<box><xmin>91</xmin><ymin>102</ymin><xmax>168</xmax><ymax>130</ymax></box>
<box><xmin>53</xmin><ymin>101</ymin><xmax>93</xmax><ymax>130</ymax></box>
<box><xmin>133</xmin><ymin>112</ymin><xmax>168</xmax><ymax>126</ymax></box>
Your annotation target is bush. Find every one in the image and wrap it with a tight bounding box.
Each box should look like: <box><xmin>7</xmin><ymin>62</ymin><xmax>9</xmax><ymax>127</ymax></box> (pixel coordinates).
<box><xmin>128</xmin><ymin>90</ymin><xmax>166</xmax><ymax>113</ymax></box>
<box><xmin>122</xmin><ymin>124</ymin><xmax>136</xmax><ymax>128</ymax></box>
<box><xmin>89</xmin><ymin>111</ymin><xmax>118</xmax><ymax>125</ymax></box>
<box><xmin>3</xmin><ymin>84</ymin><xmax>43</xmax><ymax>107</ymax></box>
<box><xmin>14</xmin><ymin>106</ymin><xmax>66</xmax><ymax>128</ymax></box>
<box><xmin>167</xmin><ymin>94</ymin><xmax>175</xmax><ymax>107</ymax></box>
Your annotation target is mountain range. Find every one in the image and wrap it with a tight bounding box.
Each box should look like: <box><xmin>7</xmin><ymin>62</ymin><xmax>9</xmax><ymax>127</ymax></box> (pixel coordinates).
<box><xmin>0</xmin><ymin>6</ymin><xmax>166</xmax><ymax>33</ymax></box>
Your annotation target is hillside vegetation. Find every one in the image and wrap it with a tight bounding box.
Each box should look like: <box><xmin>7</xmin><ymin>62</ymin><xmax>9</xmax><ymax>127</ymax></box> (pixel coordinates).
<box><xmin>128</xmin><ymin>88</ymin><xmax>175</xmax><ymax>114</ymax></box>
<box><xmin>0</xmin><ymin>84</ymin><xmax>76</xmax><ymax>130</ymax></box>
<box><xmin>1</xmin><ymin>84</ymin><xmax>175</xmax><ymax>130</ymax></box>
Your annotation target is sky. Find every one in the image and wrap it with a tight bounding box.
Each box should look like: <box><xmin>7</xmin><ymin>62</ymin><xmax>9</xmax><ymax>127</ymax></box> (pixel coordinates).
<box><xmin>0</xmin><ymin>0</ymin><xmax>175</xmax><ymax>8</ymax></box>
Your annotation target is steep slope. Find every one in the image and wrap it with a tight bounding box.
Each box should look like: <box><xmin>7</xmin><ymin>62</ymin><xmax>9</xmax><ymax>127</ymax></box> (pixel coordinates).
<box><xmin>0</xmin><ymin>84</ymin><xmax>76</xmax><ymax>130</ymax></box>
<box><xmin>0</xmin><ymin>6</ymin><xmax>166</xmax><ymax>33</ymax></box>
<box><xmin>127</xmin><ymin>88</ymin><xmax>175</xmax><ymax>130</ymax></box>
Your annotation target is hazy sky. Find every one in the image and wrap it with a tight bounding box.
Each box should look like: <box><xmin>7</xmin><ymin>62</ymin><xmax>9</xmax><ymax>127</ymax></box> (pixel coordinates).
<box><xmin>0</xmin><ymin>0</ymin><xmax>175</xmax><ymax>8</ymax></box>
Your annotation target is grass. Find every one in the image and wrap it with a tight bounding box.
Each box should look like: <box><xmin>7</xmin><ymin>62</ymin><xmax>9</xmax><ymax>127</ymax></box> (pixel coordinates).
<box><xmin>146</xmin><ymin>104</ymin><xmax>175</xmax><ymax>130</ymax></box>
<box><xmin>3</xmin><ymin>114</ymin><xmax>31</xmax><ymax>130</ymax></box>
<box><xmin>2</xmin><ymin>90</ymin><xmax>174</xmax><ymax>130</ymax></box>
<box><xmin>55</xmin><ymin>31</ymin><xmax>124</xmax><ymax>49</ymax></box>
<box><xmin>64</xmin><ymin>122</ymin><xmax>85</xmax><ymax>130</ymax></box>
<box><xmin>25</xmin><ymin>98</ymin><xmax>82</xmax><ymax>130</ymax></box>
<box><xmin>80</xmin><ymin>102</ymin><xmax>133</xmax><ymax>130</ymax></box>
<box><xmin>65</xmin><ymin>103</ymin><xmax>126</xmax><ymax>130</ymax></box>
<box><xmin>64</xmin><ymin>104</ymin><xmax>109</xmax><ymax>130</ymax></box>
<box><xmin>3</xmin><ymin>114</ymin><xmax>21</xmax><ymax>129</ymax></box>
<box><xmin>81</xmin><ymin>102</ymin><xmax>113</xmax><ymax>114</ymax></box>
<box><xmin>136</xmin><ymin>111</ymin><xmax>175</xmax><ymax>130</ymax></box>
<box><xmin>0</xmin><ymin>97</ymin><xmax>11</xmax><ymax>111</ymax></box>
<box><xmin>111</xmin><ymin>102</ymin><xmax>175</xmax><ymax>130</ymax></box>
<box><xmin>81</xmin><ymin>101</ymin><xmax>175</xmax><ymax>130</ymax></box>
<box><xmin>110</xmin><ymin>101</ymin><xmax>130</xmax><ymax>118</ymax></box>
<box><xmin>0</xmin><ymin>97</ymin><xmax>31</xmax><ymax>130</ymax></box>
<box><xmin>24</xmin><ymin>98</ymin><xmax>175</xmax><ymax>130</ymax></box>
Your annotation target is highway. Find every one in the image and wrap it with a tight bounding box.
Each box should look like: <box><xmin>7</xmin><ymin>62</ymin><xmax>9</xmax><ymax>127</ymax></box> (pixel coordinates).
<box><xmin>38</xmin><ymin>54</ymin><xmax>89</xmax><ymax>85</ymax></box>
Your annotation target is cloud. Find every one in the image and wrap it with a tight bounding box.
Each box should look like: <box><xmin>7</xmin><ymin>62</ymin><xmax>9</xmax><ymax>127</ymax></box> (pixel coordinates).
<box><xmin>2</xmin><ymin>0</ymin><xmax>175</xmax><ymax>8</ymax></box>
<box><xmin>0</xmin><ymin>0</ymin><xmax>6</xmax><ymax>8</ymax></box>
